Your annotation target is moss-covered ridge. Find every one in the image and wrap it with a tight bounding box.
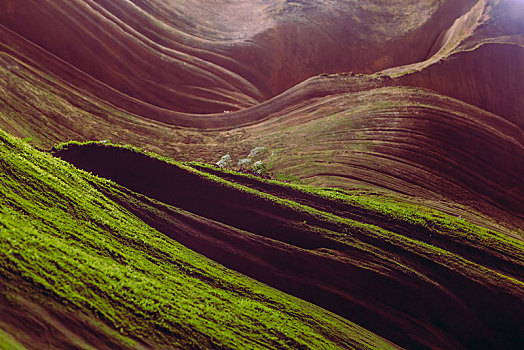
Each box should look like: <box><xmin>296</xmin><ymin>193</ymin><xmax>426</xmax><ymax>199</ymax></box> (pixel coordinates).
<box><xmin>52</xmin><ymin>140</ymin><xmax>524</xmax><ymax>349</ymax></box>
<box><xmin>0</xmin><ymin>130</ymin><xmax>399</xmax><ymax>349</ymax></box>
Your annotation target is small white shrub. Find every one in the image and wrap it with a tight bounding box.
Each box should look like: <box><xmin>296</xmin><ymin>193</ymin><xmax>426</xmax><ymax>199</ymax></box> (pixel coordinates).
<box><xmin>216</xmin><ymin>154</ymin><xmax>232</xmax><ymax>169</ymax></box>
<box><xmin>253</xmin><ymin>161</ymin><xmax>266</xmax><ymax>175</ymax></box>
<box><xmin>238</xmin><ymin>158</ymin><xmax>252</xmax><ymax>168</ymax></box>
<box><xmin>248</xmin><ymin>147</ymin><xmax>268</xmax><ymax>159</ymax></box>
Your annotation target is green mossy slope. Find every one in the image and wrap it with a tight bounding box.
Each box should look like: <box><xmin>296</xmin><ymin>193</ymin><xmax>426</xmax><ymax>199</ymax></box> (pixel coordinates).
<box><xmin>0</xmin><ymin>129</ymin><xmax>397</xmax><ymax>349</ymax></box>
<box><xmin>52</xmin><ymin>140</ymin><xmax>524</xmax><ymax>350</ymax></box>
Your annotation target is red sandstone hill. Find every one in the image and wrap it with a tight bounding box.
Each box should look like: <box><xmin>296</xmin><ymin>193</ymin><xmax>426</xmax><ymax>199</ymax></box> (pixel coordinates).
<box><xmin>0</xmin><ymin>0</ymin><xmax>523</xmax><ymax>349</ymax></box>
<box><xmin>1</xmin><ymin>0</ymin><xmax>523</xmax><ymax>221</ymax></box>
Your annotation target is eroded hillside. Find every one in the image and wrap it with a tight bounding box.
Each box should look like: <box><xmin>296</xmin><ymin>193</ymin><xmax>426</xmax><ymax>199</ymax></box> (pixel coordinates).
<box><xmin>0</xmin><ymin>0</ymin><xmax>523</xmax><ymax>349</ymax></box>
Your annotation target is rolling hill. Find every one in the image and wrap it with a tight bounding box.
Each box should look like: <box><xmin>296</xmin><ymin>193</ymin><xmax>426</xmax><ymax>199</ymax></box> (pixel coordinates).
<box><xmin>0</xmin><ymin>0</ymin><xmax>523</xmax><ymax>349</ymax></box>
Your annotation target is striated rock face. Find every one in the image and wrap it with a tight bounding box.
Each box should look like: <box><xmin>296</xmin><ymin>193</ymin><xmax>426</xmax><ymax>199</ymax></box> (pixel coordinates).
<box><xmin>398</xmin><ymin>43</ymin><xmax>524</xmax><ymax>128</ymax></box>
<box><xmin>0</xmin><ymin>0</ymin><xmax>480</xmax><ymax>114</ymax></box>
<box><xmin>242</xmin><ymin>86</ymin><xmax>524</xmax><ymax>221</ymax></box>
<box><xmin>391</xmin><ymin>0</ymin><xmax>524</xmax><ymax>128</ymax></box>
<box><xmin>0</xmin><ymin>0</ymin><xmax>522</xmax><ymax>217</ymax></box>
<box><xmin>0</xmin><ymin>0</ymin><xmax>522</xmax><ymax>211</ymax></box>
<box><xmin>0</xmin><ymin>1</ymin><xmax>523</xmax><ymax>348</ymax></box>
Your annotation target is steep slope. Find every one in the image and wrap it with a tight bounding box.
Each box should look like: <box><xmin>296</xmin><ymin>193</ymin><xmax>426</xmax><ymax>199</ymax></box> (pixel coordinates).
<box><xmin>382</xmin><ymin>0</ymin><xmax>524</xmax><ymax>127</ymax></box>
<box><xmin>0</xmin><ymin>130</ymin><xmax>396</xmax><ymax>349</ymax></box>
<box><xmin>53</xmin><ymin>141</ymin><xmax>524</xmax><ymax>350</ymax></box>
<box><xmin>395</xmin><ymin>42</ymin><xmax>524</xmax><ymax>128</ymax></box>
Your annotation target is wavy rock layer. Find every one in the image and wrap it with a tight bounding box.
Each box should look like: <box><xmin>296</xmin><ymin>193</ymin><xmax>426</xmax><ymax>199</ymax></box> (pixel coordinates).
<box><xmin>0</xmin><ymin>0</ymin><xmax>482</xmax><ymax>115</ymax></box>
<box><xmin>0</xmin><ymin>0</ymin><xmax>523</xmax><ymax>348</ymax></box>
<box><xmin>54</xmin><ymin>143</ymin><xmax>524</xmax><ymax>350</ymax></box>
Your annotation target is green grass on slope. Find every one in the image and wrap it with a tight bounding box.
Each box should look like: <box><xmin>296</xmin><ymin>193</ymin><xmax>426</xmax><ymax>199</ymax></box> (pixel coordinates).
<box><xmin>178</xmin><ymin>167</ymin><xmax>524</xmax><ymax>294</ymax></box>
<box><xmin>0</xmin><ymin>130</ymin><xmax>399</xmax><ymax>349</ymax></box>
<box><xmin>55</xmin><ymin>141</ymin><xmax>524</xmax><ymax>286</ymax></box>
<box><xmin>54</xmin><ymin>141</ymin><xmax>524</xmax><ymax>299</ymax></box>
<box><xmin>187</xmin><ymin>161</ymin><xmax>524</xmax><ymax>260</ymax></box>
<box><xmin>0</xmin><ymin>329</ymin><xmax>26</xmax><ymax>350</ymax></box>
